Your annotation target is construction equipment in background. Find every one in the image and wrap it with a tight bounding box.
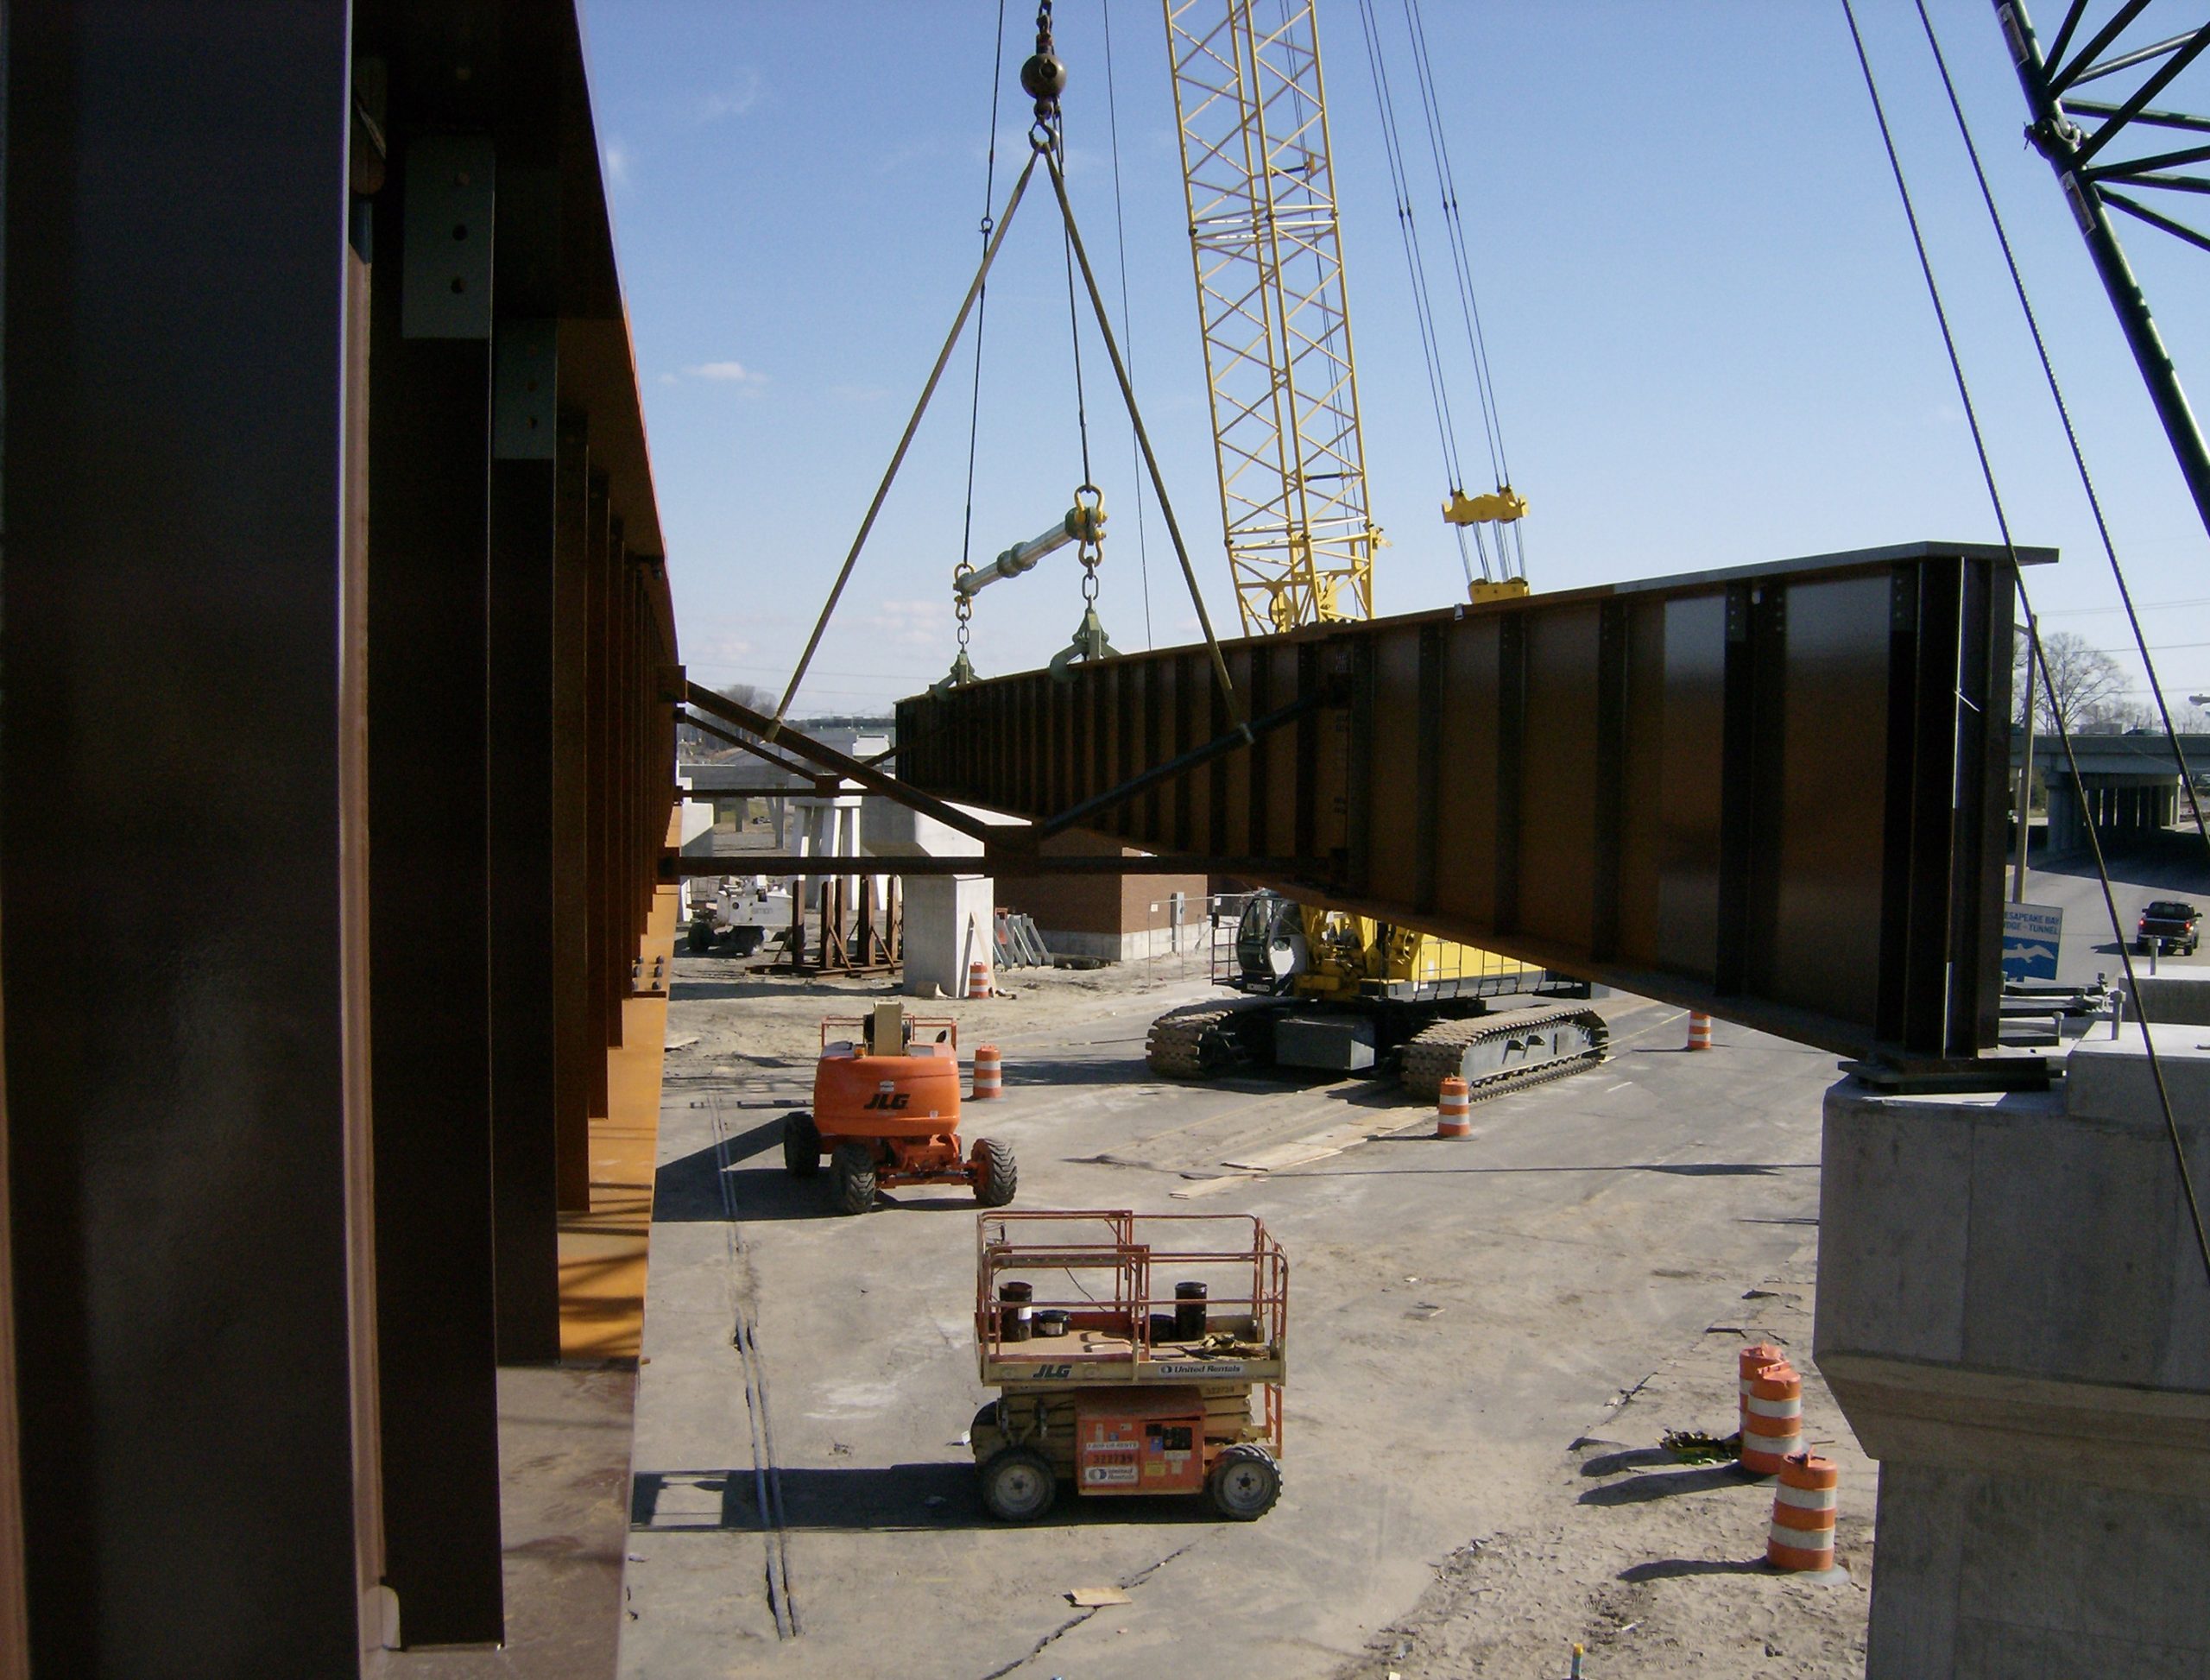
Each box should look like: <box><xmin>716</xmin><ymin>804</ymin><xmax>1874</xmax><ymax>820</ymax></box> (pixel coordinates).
<box><xmin>1146</xmin><ymin>887</ymin><xmax>1606</xmax><ymax>1098</ymax></box>
<box><xmin>684</xmin><ymin>872</ymin><xmax>791</xmax><ymax>957</ymax></box>
<box><xmin>969</xmin><ymin>1210</ymin><xmax>1286</xmax><ymax>1521</ymax></box>
<box><xmin>782</xmin><ymin>1002</ymin><xmax>1017</xmax><ymax>1216</ymax></box>
<box><xmin>1148</xmin><ymin>3</ymin><xmax>1602</xmax><ymax>1102</ymax></box>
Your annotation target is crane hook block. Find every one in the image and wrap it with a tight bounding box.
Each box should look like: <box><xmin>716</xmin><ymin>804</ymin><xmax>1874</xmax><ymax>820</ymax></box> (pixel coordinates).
<box><xmin>954</xmin><ymin>502</ymin><xmax>1107</xmax><ymax>599</ymax></box>
<box><xmin>1443</xmin><ymin>485</ymin><xmax>1529</xmax><ymax>527</ymax></box>
<box><xmin>1020</xmin><ymin>52</ymin><xmax>1066</xmax><ymax>111</ymax></box>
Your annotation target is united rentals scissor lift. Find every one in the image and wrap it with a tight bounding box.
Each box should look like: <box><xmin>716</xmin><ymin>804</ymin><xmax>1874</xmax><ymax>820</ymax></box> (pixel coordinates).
<box><xmin>969</xmin><ymin>1210</ymin><xmax>1287</xmax><ymax>1521</ymax></box>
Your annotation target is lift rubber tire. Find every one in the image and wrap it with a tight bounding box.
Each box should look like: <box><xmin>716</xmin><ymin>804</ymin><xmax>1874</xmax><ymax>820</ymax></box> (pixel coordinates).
<box><xmin>729</xmin><ymin>925</ymin><xmax>766</xmax><ymax>957</ymax></box>
<box><xmin>781</xmin><ymin>1112</ymin><xmax>821</xmax><ymax>1178</ymax></box>
<box><xmin>686</xmin><ymin>920</ymin><xmax>717</xmax><ymax>955</ymax></box>
<box><xmin>971</xmin><ymin>1138</ymin><xmax>1018</xmax><ymax>1207</ymax></box>
<box><xmin>1207</xmin><ymin>1443</ymin><xmax>1281</xmax><ymax>1521</ymax></box>
<box><xmin>969</xmin><ymin>1400</ymin><xmax>1005</xmax><ymax>1460</ymax></box>
<box><xmin>830</xmin><ymin>1141</ymin><xmax>877</xmax><ymax>1216</ymax></box>
<box><xmin>979</xmin><ymin>1446</ymin><xmax>1058</xmax><ymax>1522</ymax></box>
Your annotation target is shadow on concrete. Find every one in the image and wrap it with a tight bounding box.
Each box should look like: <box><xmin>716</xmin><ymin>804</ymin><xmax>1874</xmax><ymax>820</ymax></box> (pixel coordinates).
<box><xmin>1617</xmin><ymin>1557</ymin><xmax>1772</xmax><ymax>1582</ymax></box>
<box><xmin>1577</xmin><ymin>1446</ymin><xmax>1676</xmax><ymax>1476</ymax></box>
<box><xmin>630</xmin><ymin>1463</ymin><xmax>1222</xmax><ymax>1533</ymax></box>
<box><xmin>652</xmin><ymin>1123</ymin><xmax>797</xmax><ymax>1222</ymax></box>
<box><xmin>669</xmin><ymin>977</ymin><xmax>901</xmax><ymax>1002</ymax></box>
<box><xmin>1273</xmin><ymin>1161</ymin><xmax>1816</xmax><ymax>1180</ymax></box>
<box><xmin>1577</xmin><ymin>1464</ymin><xmax>1747</xmax><ymax>1506</ymax></box>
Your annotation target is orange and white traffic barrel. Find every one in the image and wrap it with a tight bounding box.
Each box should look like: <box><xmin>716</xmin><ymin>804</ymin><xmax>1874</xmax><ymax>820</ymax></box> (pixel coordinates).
<box><xmin>1738</xmin><ymin>1342</ymin><xmax>1784</xmax><ymax>1442</ymax></box>
<box><xmin>1436</xmin><ymin>1077</ymin><xmax>1472</xmax><ymax>1138</ymax></box>
<box><xmin>1739</xmin><ymin>1359</ymin><xmax>1803</xmax><ymax>1476</ymax></box>
<box><xmin>972</xmin><ymin>1044</ymin><xmax>1003</xmax><ymax>1101</ymax></box>
<box><xmin>967</xmin><ymin>959</ymin><xmax>993</xmax><ymax>1000</ymax></box>
<box><xmin>1767</xmin><ymin>1451</ymin><xmax>1840</xmax><ymax>1573</ymax></box>
<box><xmin>1687</xmin><ymin>1011</ymin><xmax>1712</xmax><ymax>1051</ymax></box>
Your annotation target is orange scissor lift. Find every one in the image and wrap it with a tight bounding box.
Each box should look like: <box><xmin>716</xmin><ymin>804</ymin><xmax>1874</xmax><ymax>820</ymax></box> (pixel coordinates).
<box><xmin>969</xmin><ymin>1210</ymin><xmax>1287</xmax><ymax>1521</ymax></box>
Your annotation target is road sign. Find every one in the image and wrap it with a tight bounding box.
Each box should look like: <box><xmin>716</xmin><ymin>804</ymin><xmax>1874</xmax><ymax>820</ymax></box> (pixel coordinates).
<box><xmin>2003</xmin><ymin>901</ymin><xmax>2063</xmax><ymax>982</ymax></box>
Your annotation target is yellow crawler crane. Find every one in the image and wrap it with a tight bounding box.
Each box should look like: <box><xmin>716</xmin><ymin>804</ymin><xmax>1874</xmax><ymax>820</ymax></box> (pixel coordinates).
<box><xmin>1146</xmin><ymin>1</ymin><xmax>1604</xmax><ymax>1099</ymax></box>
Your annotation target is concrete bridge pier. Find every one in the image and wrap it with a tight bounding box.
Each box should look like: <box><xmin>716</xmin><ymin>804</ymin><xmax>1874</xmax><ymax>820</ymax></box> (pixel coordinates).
<box><xmin>1815</xmin><ymin>1030</ymin><xmax>2210</xmax><ymax>1674</ymax></box>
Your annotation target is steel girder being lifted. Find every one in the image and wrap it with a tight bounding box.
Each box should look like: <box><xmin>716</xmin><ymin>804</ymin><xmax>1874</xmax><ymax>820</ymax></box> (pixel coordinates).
<box><xmin>896</xmin><ymin>542</ymin><xmax>2038</xmax><ymax>1073</ymax></box>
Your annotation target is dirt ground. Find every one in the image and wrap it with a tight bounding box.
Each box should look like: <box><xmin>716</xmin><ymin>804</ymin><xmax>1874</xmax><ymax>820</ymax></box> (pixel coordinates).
<box><xmin>634</xmin><ymin>947</ymin><xmax>1875</xmax><ymax>1679</ymax></box>
<box><xmin>657</xmin><ymin>944</ymin><xmax>1218</xmax><ymax>1072</ymax></box>
<box><xmin>1331</xmin><ymin>1302</ymin><xmax>1873</xmax><ymax>1680</ymax></box>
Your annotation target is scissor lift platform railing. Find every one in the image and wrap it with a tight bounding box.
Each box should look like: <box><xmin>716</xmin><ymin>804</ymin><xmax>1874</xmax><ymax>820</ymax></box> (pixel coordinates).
<box><xmin>976</xmin><ymin>1210</ymin><xmax>1288</xmax><ymax>1388</ymax></box>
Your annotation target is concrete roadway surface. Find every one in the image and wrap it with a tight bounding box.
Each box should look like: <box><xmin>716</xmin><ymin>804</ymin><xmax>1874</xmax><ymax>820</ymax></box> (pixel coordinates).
<box><xmin>618</xmin><ymin>973</ymin><xmax>1866</xmax><ymax>1679</ymax></box>
<box><xmin>2020</xmin><ymin>832</ymin><xmax>2209</xmax><ymax>987</ymax></box>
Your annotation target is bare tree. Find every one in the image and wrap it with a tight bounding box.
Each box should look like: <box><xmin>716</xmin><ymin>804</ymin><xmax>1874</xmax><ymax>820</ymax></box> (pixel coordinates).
<box><xmin>2015</xmin><ymin>629</ymin><xmax>2128</xmax><ymax>734</ymax></box>
<box><xmin>679</xmin><ymin>680</ymin><xmax>772</xmax><ymax>756</ymax></box>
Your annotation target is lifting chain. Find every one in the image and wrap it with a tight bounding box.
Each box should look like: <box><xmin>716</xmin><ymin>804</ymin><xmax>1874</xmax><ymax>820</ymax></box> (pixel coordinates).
<box><xmin>1073</xmin><ymin>480</ymin><xmax>1103</xmax><ymax>605</ymax></box>
<box><xmin>1051</xmin><ymin>482</ymin><xmax>1116</xmax><ymax>682</ymax></box>
<box><xmin>938</xmin><ymin>551</ymin><xmax>976</xmax><ymax>692</ymax></box>
<box><xmin>1021</xmin><ymin>0</ymin><xmax>1065</xmax><ymax>155</ymax></box>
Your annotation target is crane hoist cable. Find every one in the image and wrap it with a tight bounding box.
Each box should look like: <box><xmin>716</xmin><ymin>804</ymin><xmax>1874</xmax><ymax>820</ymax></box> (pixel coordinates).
<box><xmin>1400</xmin><ymin>0</ymin><xmax>1526</xmax><ymax>581</ymax></box>
<box><xmin>1101</xmin><ymin>0</ymin><xmax>1156</xmax><ymax>649</ymax></box>
<box><xmin>1915</xmin><ymin>0</ymin><xmax>2209</xmax><ymax>866</ymax></box>
<box><xmin>1352</xmin><ymin>3</ymin><xmax>1467</xmax><ymax>508</ymax></box>
<box><xmin>1353</xmin><ymin>0</ymin><xmax>1526</xmax><ymax>597</ymax></box>
<box><xmin>1035</xmin><ymin>1</ymin><xmax>1116</xmax><ymax>676</ymax></box>
<box><xmin>949</xmin><ymin>0</ymin><xmax>1014</xmax><ymax>695</ymax></box>
<box><xmin>1841</xmin><ymin>0</ymin><xmax>2210</xmax><ymax>1291</ymax></box>
<box><xmin>860</xmin><ymin>0</ymin><xmax>1237</xmax><ymax>719</ymax></box>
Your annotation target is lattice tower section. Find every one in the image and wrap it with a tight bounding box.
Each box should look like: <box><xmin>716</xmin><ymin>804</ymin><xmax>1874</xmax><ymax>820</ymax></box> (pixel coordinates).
<box><xmin>1166</xmin><ymin>0</ymin><xmax>1379</xmax><ymax>633</ymax></box>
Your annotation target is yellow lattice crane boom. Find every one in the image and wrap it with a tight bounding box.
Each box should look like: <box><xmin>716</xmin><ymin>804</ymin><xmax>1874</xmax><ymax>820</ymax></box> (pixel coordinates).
<box><xmin>1165</xmin><ymin>0</ymin><xmax>1380</xmax><ymax>633</ymax></box>
<box><xmin>1147</xmin><ymin>1</ymin><xmax>1601</xmax><ymax>1101</ymax></box>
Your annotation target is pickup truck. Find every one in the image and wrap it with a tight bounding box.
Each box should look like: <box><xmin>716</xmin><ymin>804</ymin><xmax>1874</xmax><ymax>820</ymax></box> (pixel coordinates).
<box><xmin>2135</xmin><ymin>900</ymin><xmax>2201</xmax><ymax>957</ymax></box>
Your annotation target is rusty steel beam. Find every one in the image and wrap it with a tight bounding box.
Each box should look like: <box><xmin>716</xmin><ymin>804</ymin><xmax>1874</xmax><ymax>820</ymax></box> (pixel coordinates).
<box><xmin>897</xmin><ymin>542</ymin><xmax>2041</xmax><ymax>1069</ymax></box>
<box><xmin>685</xmin><ymin>683</ymin><xmax>1007</xmax><ymax>844</ymax></box>
<box><xmin>679</xmin><ymin>709</ymin><xmax>837</xmax><ymax>786</ymax></box>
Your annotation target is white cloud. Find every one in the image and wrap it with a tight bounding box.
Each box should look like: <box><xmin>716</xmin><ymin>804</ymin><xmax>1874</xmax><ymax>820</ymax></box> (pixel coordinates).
<box><xmin>684</xmin><ymin>361</ymin><xmax>769</xmax><ymax>386</ymax></box>
<box><xmin>657</xmin><ymin>372</ymin><xmax>679</xmax><ymax>386</ymax></box>
<box><xmin>696</xmin><ymin>70</ymin><xmax>762</xmax><ymax>123</ymax></box>
<box><xmin>865</xmin><ymin>598</ymin><xmax>953</xmax><ymax>649</ymax></box>
<box><xmin>603</xmin><ymin>139</ymin><xmax>633</xmax><ymax>189</ymax></box>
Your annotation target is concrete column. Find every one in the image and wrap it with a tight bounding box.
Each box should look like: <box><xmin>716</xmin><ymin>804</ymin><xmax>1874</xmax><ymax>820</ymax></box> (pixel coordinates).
<box><xmin>902</xmin><ymin>875</ymin><xmax>996</xmax><ymax>997</ymax></box>
<box><xmin>1815</xmin><ymin>1031</ymin><xmax>2210</xmax><ymax>1675</ymax></box>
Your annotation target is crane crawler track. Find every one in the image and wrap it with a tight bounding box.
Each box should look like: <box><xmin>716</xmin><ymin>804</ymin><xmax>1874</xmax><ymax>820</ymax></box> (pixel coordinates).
<box><xmin>1398</xmin><ymin>1006</ymin><xmax>1609</xmax><ymax>1103</ymax></box>
<box><xmin>1146</xmin><ymin>1002</ymin><xmax>1272</xmax><ymax>1079</ymax></box>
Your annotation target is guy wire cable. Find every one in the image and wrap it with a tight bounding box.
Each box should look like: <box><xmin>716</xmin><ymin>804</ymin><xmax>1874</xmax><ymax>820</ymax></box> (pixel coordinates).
<box><xmin>1841</xmin><ymin>0</ymin><xmax>2210</xmax><ymax>1287</ymax></box>
<box><xmin>1101</xmin><ymin>0</ymin><xmax>1156</xmax><ymax>648</ymax></box>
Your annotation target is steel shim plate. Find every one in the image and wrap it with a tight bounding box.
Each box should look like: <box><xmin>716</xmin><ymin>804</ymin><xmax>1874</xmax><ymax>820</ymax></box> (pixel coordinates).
<box><xmin>897</xmin><ymin>543</ymin><xmax>2040</xmax><ymax>1064</ymax></box>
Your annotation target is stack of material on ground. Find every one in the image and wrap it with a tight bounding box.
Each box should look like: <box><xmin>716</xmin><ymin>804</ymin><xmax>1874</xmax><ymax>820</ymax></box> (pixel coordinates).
<box><xmin>994</xmin><ymin>910</ymin><xmax>1052</xmax><ymax>969</ymax></box>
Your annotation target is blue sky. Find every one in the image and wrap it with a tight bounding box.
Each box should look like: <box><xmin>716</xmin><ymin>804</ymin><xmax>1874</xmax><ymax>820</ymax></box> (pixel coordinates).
<box><xmin>578</xmin><ymin>1</ymin><xmax>2210</xmax><ymax>720</ymax></box>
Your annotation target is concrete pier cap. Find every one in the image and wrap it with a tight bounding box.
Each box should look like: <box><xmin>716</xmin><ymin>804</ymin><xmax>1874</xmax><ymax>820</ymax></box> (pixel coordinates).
<box><xmin>1816</xmin><ymin>1025</ymin><xmax>2210</xmax><ymax>1674</ymax></box>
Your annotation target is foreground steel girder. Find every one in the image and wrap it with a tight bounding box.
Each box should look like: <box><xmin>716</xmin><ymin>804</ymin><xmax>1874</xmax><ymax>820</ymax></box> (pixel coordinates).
<box><xmin>898</xmin><ymin>543</ymin><xmax>2036</xmax><ymax>1067</ymax></box>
